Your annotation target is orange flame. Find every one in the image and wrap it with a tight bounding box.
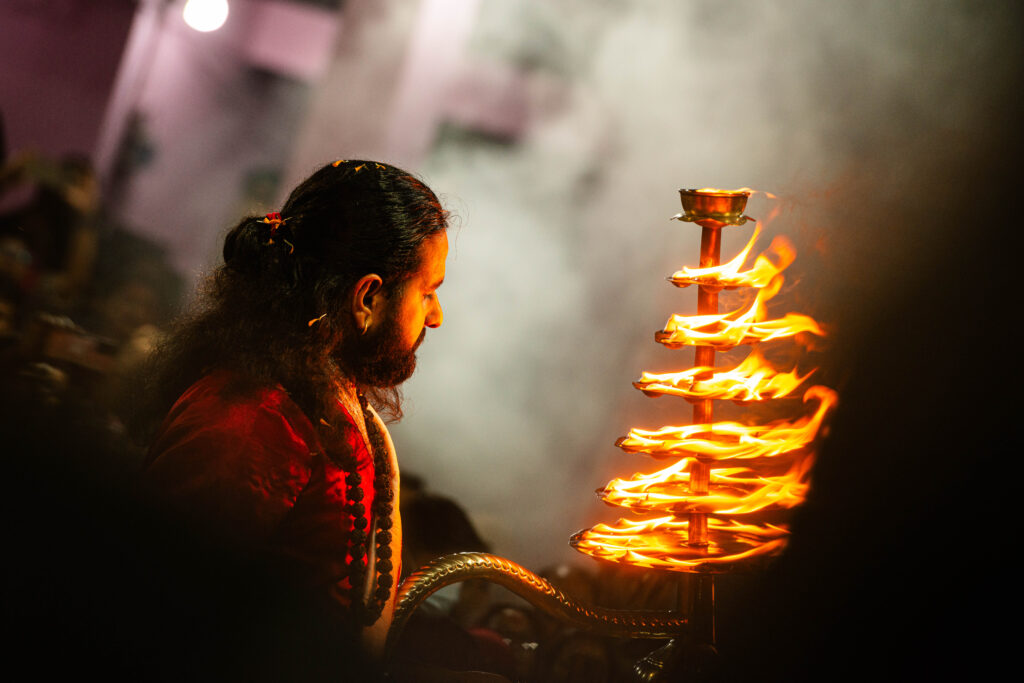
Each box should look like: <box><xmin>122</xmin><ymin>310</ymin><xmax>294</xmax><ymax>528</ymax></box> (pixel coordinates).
<box><xmin>572</xmin><ymin>517</ymin><xmax>789</xmax><ymax>570</ymax></box>
<box><xmin>695</xmin><ymin>187</ymin><xmax>748</xmax><ymax>193</ymax></box>
<box><xmin>670</xmin><ymin>226</ymin><xmax>795</xmax><ymax>290</ymax></box>
<box><xmin>599</xmin><ymin>457</ymin><xmax>813</xmax><ymax>515</ymax></box>
<box><xmin>692</xmin><ymin>187</ymin><xmax>777</xmax><ymax>200</ymax></box>
<box><xmin>617</xmin><ymin>386</ymin><xmax>836</xmax><ymax>459</ymax></box>
<box><xmin>634</xmin><ymin>347</ymin><xmax>812</xmax><ymax>402</ymax></box>
<box><xmin>656</xmin><ymin>275</ymin><xmax>824</xmax><ymax>350</ymax></box>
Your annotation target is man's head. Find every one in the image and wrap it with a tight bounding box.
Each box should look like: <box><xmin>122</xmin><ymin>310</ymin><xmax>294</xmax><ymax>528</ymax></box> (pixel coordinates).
<box><xmin>339</xmin><ymin>229</ymin><xmax>447</xmax><ymax>387</ymax></box>
<box><xmin>220</xmin><ymin>159</ymin><xmax>448</xmax><ymax>381</ymax></box>
<box><xmin>140</xmin><ymin>160</ymin><xmax>448</xmax><ymax>431</ymax></box>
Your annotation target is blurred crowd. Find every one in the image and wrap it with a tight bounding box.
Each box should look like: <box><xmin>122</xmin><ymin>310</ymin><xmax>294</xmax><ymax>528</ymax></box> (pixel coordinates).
<box><xmin>0</xmin><ymin>146</ymin><xmax>183</xmax><ymax>473</ymax></box>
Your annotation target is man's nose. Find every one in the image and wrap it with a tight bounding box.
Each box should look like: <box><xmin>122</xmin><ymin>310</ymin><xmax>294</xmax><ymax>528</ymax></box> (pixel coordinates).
<box><xmin>426</xmin><ymin>298</ymin><xmax>443</xmax><ymax>328</ymax></box>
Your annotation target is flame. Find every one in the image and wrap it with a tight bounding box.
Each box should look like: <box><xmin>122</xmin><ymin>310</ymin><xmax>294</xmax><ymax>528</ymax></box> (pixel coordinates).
<box><xmin>692</xmin><ymin>187</ymin><xmax>777</xmax><ymax>200</ymax></box>
<box><xmin>694</xmin><ymin>187</ymin><xmax>751</xmax><ymax>194</ymax></box>
<box><xmin>571</xmin><ymin>517</ymin><xmax>789</xmax><ymax>570</ymax></box>
<box><xmin>670</xmin><ymin>226</ymin><xmax>796</xmax><ymax>290</ymax></box>
<box><xmin>599</xmin><ymin>457</ymin><xmax>812</xmax><ymax>515</ymax></box>
<box><xmin>617</xmin><ymin>386</ymin><xmax>836</xmax><ymax>459</ymax></box>
<box><xmin>657</xmin><ymin>275</ymin><xmax>824</xmax><ymax>350</ymax></box>
<box><xmin>634</xmin><ymin>347</ymin><xmax>812</xmax><ymax>402</ymax></box>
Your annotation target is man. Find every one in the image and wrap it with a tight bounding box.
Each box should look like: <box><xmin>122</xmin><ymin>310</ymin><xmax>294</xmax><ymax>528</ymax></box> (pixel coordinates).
<box><xmin>136</xmin><ymin>160</ymin><xmax>447</xmax><ymax>674</ymax></box>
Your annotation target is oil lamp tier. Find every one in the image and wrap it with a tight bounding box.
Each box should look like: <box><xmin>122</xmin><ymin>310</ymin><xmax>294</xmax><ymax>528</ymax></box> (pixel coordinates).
<box><xmin>615</xmin><ymin>385</ymin><xmax>835</xmax><ymax>460</ymax></box>
<box><xmin>596</xmin><ymin>457</ymin><xmax>814</xmax><ymax>516</ymax></box>
<box><xmin>632</xmin><ymin>349</ymin><xmax>812</xmax><ymax>402</ymax></box>
<box><xmin>674</xmin><ymin>188</ymin><xmax>753</xmax><ymax>229</ymax></box>
<box><xmin>570</xmin><ymin>519</ymin><xmax>790</xmax><ymax>574</ymax></box>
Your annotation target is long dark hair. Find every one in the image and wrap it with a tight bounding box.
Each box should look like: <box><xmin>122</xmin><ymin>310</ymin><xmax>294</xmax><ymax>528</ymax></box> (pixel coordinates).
<box><xmin>132</xmin><ymin>160</ymin><xmax>448</xmax><ymax>442</ymax></box>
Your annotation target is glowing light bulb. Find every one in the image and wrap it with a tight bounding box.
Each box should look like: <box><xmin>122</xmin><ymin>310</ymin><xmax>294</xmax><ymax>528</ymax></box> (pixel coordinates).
<box><xmin>183</xmin><ymin>0</ymin><xmax>229</xmax><ymax>33</ymax></box>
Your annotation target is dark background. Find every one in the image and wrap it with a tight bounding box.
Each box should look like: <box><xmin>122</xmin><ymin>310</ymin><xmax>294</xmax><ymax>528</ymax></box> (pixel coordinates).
<box><xmin>3</xmin><ymin>1</ymin><xmax>1023</xmax><ymax>679</ymax></box>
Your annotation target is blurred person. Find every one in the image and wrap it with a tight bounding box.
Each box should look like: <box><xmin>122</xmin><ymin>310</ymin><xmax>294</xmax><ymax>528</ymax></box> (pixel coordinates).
<box><xmin>135</xmin><ymin>159</ymin><xmax>449</xmax><ymax>676</ymax></box>
<box><xmin>90</xmin><ymin>271</ymin><xmax>162</xmax><ymax>344</ymax></box>
<box><xmin>8</xmin><ymin>247</ymin><xmax>179</xmax><ymax>429</ymax></box>
<box><xmin>0</xmin><ymin>233</ymin><xmax>34</xmax><ymax>291</ymax></box>
<box><xmin>535</xmin><ymin>630</ymin><xmax>614</xmax><ymax>683</ymax></box>
<box><xmin>83</xmin><ymin>228</ymin><xmax>183</xmax><ymax>343</ymax></box>
<box><xmin>0</xmin><ymin>274</ymin><xmax>23</xmax><ymax>350</ymax></box>
<box><xmin>478</xmin><ymin>602</ymin><xmax>544</xmax><ymax>680</ymax></box>
<box><xmin>0</xmin><ymin>153</ymin><xmax>100</xmax><ymax>310</ymax></box>
<box><xmin>399</xmin><ymin>469</ymin><xmax>427</xmax><ymax>506</ymax></box>
<box><xmin>86</xmin><ymin>264</ymin><xmax>175</xmax><ymax>418</ymax></box>
<box><xmin>400</xmin><ymin>491</ymin><xmax>493</xmax><ymax>626</ymax></box>
<box><xmin>401</xmin><ymin>491</ymin><xmax>491</xmax><ymax>580</ymax></box>
<box><xmin>0</xmin><ymin>230</ymin><xmax>41</xmax><ymax>365</ymax></box>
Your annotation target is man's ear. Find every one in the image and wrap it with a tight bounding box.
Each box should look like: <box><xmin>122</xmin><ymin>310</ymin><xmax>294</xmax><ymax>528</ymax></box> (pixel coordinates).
<box><xmin>351</xmin><ymin>273</ymin><xmax>385</xmax><ymax>333</ymax></box>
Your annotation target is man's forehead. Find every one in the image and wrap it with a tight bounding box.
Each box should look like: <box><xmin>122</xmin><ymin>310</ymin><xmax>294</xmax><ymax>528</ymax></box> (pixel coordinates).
<box><xmin>420</xmin><ymin>231</ymin><xmax>448</xmax><ymax>281</ymax></box>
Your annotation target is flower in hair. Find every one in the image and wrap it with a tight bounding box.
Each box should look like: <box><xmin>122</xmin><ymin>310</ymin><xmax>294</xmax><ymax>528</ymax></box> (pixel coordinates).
<box><xmin>334</xmin><ymin>160</ymin><xmax>386</xmax><ymax>174</ymax></box>
<box><xmin>263</xmin><ymin>212</ymin><xmax>286</xmax><ymax>244</ymax></box>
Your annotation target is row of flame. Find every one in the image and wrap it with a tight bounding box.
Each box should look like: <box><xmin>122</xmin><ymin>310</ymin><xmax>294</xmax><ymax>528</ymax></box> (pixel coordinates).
<box><xmin>573</xmin><ymin>222</ymin><xmax>837</xmax><ymax>570</ymax></box>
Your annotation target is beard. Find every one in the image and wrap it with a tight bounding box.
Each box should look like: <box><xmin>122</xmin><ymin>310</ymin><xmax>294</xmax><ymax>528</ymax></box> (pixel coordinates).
<box><xmin>336</xmin><ymin>313</ymin><xmax>425</xmax><ymax>389</ymax></box>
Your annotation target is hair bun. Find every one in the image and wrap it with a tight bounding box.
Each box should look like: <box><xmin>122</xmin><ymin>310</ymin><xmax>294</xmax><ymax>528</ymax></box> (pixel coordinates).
<box><xmin>222</xmin><ymin>215</ymin><xmax>266</xmax><ymax>269</ymax></box>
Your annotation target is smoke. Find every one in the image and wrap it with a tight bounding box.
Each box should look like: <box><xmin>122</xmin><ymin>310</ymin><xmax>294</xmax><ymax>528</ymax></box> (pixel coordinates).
<box><xmin>98</xmin><ymin>0</ymin><xmax>1022</xmax><ymax>571</ymax></box>
<box><xmin>386</xmin><ymin>0</ymin><xmax>1023</xmax><ymax>568</ymax></box>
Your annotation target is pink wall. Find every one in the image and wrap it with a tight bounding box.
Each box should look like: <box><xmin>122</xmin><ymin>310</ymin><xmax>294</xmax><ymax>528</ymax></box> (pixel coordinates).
<box><xmin>0</xmin><ymin>0</ymin><xmax>135</xmax><ymax>159</ymax></box>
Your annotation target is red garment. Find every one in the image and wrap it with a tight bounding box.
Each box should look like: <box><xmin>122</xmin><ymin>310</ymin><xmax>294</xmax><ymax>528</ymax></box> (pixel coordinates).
<box><xmin>142</xmin><ymin>370</ymin><xmax>376</xmax><ymax>604</ymax></box>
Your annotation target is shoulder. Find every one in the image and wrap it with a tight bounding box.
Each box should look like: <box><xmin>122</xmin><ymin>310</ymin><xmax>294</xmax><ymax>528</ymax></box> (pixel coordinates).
<box><xmin>151</xmin><ymin>371</ymin><xmax>319</xmax><ymax>461</ymax></box>
<box><xmin>143</xmin><ymin>371</ymin><xmax>321</xmax><ymax>538</ymax></box>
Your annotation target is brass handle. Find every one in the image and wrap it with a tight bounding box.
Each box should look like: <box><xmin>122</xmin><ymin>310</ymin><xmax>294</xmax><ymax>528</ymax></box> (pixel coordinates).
<box><xmin>384</xmin><ymin>552</ymin><xmax>687</xmax><ymax>659</ymax></box>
